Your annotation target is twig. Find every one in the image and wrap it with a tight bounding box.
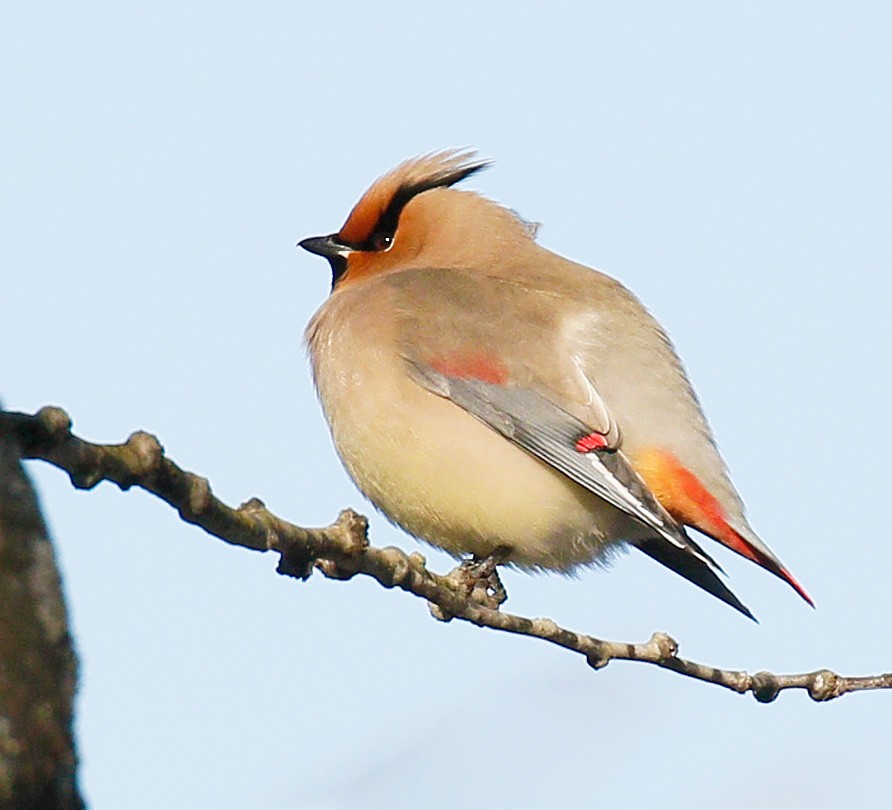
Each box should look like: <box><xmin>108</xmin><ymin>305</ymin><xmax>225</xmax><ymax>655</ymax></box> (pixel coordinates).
<box><xmin>2</xmin><ymin>405</ymin><xmax>889</xmax><ymax>703</ymax></box>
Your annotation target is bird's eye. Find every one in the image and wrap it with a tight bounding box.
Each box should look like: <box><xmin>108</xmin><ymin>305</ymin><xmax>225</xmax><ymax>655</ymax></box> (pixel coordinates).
<box><xmin>371</xmin><ymin>232</ymin><xmax>393</xmax><ymax>251</ymax></box>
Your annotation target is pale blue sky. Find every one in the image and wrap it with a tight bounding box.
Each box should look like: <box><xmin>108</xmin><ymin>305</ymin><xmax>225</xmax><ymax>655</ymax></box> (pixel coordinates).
<box><xmin>2</xmin><ymin>2</ymin><xmax>891</xmax><ymax>807</ymax></box>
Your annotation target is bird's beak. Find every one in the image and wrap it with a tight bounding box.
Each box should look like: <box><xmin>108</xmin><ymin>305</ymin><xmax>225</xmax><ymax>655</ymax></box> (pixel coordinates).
<box><xmin>298</xmin><ymin>234</ymin><xmax>350</xmax><ymax>259</ymax></box>
<box><xmin>299</xmin><ymin>233</ymin><xmax>351</xmax><ymax>288</ymax></box>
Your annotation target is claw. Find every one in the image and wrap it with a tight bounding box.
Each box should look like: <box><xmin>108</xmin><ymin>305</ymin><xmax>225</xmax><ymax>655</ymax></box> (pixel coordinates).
<box><xmin>449</xmin><ymin>547</ymin><xmax>511</xmax><ymax>610</ymax></box>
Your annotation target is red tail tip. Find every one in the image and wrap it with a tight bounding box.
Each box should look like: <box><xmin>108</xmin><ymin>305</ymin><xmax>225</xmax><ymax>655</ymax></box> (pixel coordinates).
<box><xmin>781</xmin><ymin>568</ymin><xmax>815</xmax><ymax>608</ymax></box>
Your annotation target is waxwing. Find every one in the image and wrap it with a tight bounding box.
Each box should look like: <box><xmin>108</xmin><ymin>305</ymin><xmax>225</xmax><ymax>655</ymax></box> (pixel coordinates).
<box><xmin>299</xmin><ymin>150</ymin><xmax>811</xmax><ymax>619</ymax></box>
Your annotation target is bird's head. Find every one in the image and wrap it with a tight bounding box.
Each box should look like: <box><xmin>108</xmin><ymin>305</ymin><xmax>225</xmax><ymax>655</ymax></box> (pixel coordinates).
<box><xmin>299</xmin><ymin>150</ymin><xmax>536</xmax><ymax>289</ymax></box>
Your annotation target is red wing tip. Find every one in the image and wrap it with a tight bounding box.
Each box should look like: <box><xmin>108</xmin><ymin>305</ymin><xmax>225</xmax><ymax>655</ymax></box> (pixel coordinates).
<box><xmin>575</xmin><ymin>432</ymin><xmax>609</xmax><ymax>453</ymax></box>
<box><xmin>781</xmin><ymin>568</ymin><xmax>815</xmax><ymax>608</ymax></box>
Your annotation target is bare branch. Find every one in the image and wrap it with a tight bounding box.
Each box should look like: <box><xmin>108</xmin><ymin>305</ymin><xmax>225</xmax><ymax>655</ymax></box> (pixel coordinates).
<box><xmin>2</xmin><ymin>406</ymin><xmax>889</xmax><ymax>703</ymax></box>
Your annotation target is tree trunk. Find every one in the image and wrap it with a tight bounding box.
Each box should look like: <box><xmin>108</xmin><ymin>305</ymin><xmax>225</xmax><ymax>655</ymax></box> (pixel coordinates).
<box><xmin>0</xmin><ymin>404</ymin><xmax>84</xmax><ymax>809</ymax></box>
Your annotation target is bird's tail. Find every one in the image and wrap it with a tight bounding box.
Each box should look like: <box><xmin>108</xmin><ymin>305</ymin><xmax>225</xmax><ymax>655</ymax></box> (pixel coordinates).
<box><xmin>633</xmin><ymin>533</ymin><xmax>756</xmax><ymax>621</ymax></box>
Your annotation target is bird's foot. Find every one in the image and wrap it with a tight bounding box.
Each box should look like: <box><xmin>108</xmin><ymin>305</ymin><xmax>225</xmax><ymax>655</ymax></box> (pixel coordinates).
<box><xmin>457</xmin><ymin>547</ymin><xmax>511</xmax><ymax>607</ymax></box>
<box><xmin>431</xmin><ymin>548</ymin><xmax>511</xmax><ymax>621</ymax></box>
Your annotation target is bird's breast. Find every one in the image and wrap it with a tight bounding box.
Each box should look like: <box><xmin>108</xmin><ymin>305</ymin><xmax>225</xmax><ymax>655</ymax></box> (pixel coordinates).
<box><xmin>306</xmin><ymin>286</ymin><xmax>628</xmax><ymax>570</ymax></box>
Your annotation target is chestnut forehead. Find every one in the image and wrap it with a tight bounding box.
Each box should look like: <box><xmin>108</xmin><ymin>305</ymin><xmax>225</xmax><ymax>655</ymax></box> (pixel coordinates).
<box><xmin>338</xmin><ymin>176</ymin><xmax>401</xmax><ymax>245</ymax></box>
<box><xmin>336</xmin><ymin>151</ymin><xmax>489</xmax><ymax>246</ymax></box>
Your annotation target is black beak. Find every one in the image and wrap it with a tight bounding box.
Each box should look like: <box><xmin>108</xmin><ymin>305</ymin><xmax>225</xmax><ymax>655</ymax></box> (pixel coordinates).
<box><xmin>298</xmin><ymin>234</ymin><xmax>348</xmax><ymax>259</ymax></box>
<box><xmin>298</xmin><ymin>234</ymin><xmax>350</xmax><ymax>287</ymax></box>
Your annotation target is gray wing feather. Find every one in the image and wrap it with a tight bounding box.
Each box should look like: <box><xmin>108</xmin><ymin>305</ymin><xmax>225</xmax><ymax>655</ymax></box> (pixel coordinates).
<box><xmin>408</xmin><ymin>361</ymin><xmax>699</xmax><ymax>556</ymax></box>
<box><xmin>408</xmin><ymin>361</ymin><xmax>756</xmax><ymax>619</ymax></box>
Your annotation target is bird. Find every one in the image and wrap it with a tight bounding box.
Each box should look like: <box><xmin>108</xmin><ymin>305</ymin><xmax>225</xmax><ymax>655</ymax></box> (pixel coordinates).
<box><xmin>299</xmin><ymin>149</ymin><xmax>812</xmax><ymax>619</ymax></box>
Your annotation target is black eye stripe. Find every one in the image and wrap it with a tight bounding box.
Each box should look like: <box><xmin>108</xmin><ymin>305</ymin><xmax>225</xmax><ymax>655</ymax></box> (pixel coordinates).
<box><xmin>353</xmin><ymin>193</ymin><xmax>404</xmax><ymax>252</ymax></box>
<box><xmin>352</xmin><ymin>162</ymin><xmax>485</xmax><ymax>252</ymax></box>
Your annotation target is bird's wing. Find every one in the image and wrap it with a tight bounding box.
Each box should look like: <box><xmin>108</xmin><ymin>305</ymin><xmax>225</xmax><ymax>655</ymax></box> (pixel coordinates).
<box><xmin>407</xmin><ymin>361</ymin><xmax>674</xmax><ymax>542</ymax></box>
<box><xmin>386</xmin><ymin>266</ymin><xmax>621</xmax><ymax>440</ymax></box>
<box><xmin>406</xmin><ymin>361</ymin><xmax>755</xmax><ymax>620</ymax></box>
<box><xmin>386</xmin><ymin>267</ymin><xmax>756</xmax><ymax>617</ymax></box>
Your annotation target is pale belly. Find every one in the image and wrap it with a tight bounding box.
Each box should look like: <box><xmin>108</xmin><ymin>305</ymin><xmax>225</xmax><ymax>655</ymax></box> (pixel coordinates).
<box><xmin>313</xmin><ymin>347</ymin><xmax>631</xmax><ymax>571</ymax></box>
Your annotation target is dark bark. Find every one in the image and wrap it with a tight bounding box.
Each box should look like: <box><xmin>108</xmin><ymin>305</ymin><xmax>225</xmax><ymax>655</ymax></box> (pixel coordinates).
<box><xmin>0</xmin><ymin>404</ymin><xmax>83</xmax><ymax>809</ymax></box>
